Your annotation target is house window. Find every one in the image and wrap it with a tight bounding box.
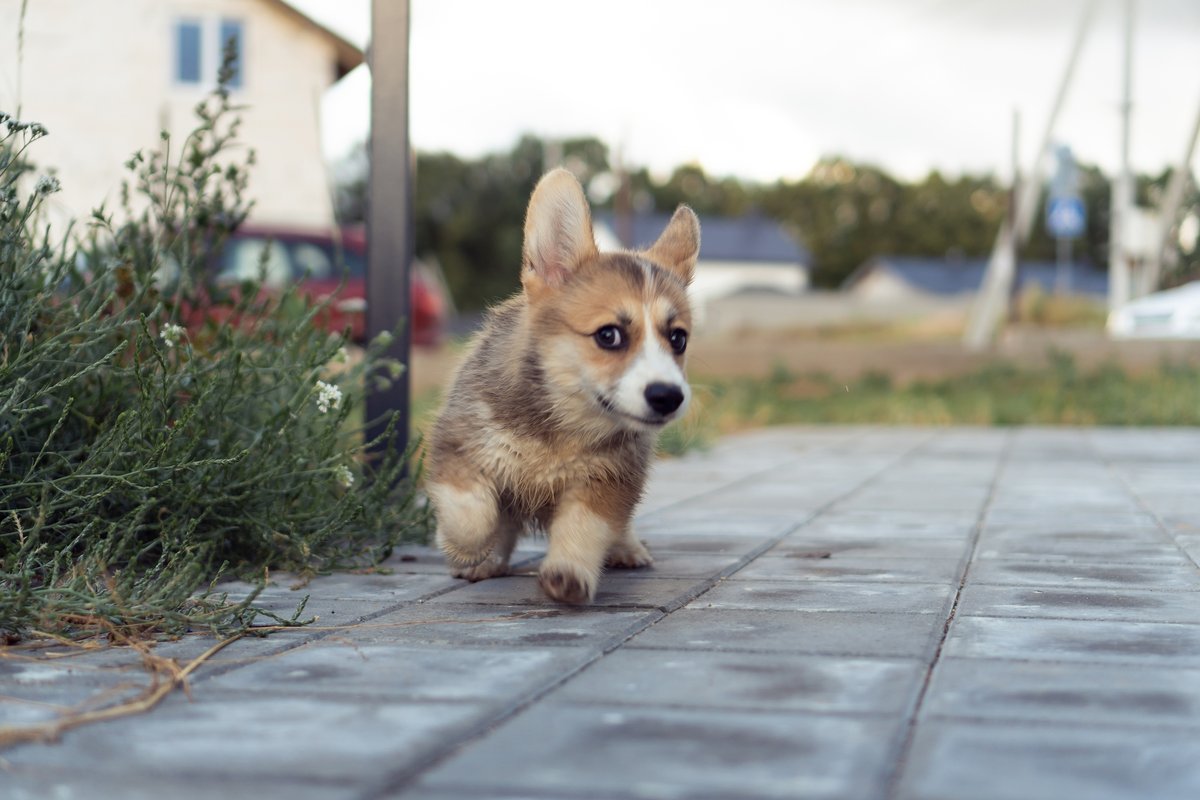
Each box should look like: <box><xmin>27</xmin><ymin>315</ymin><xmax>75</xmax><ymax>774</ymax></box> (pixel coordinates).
<box><xmin>219</xmin><ymin>19</ymin><xmax>244</xmax><ymax>88</ymax></box>
<box><xmin>176</xmin><ymin>21</ymin><xmax>202</xmax><ymax>85</ymax></box>
<box><xmin>173</xmin><ymin>18</ymin><xmax>246</xmax><ymax>89</ymax></box>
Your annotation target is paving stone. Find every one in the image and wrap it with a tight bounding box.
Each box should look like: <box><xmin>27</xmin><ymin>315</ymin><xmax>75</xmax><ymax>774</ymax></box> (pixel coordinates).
<box><xmin>379</xmin><ymin>789</ymin><xmax>634</xmax><ymax>800</ymax></box>
<box><xmin>1177</xmin><ymin>535</ymin><xmax>1200</xmax><ymax>567</ymax></box>
<box><xmin>769</xmin><ymin>535</ymin><xmax>969</xmax><ymax>561</ymax></box>
<box><xmin>692</xmin><ymin>579</ymin><xmax>954</xmax><ymax>615</ymax></box>
<box><xmin>839</xmin><ymin>486</ymin><xmax>990</xmax><ymax>512</ymax></box>
<box><xmin>418</xmin><ymin>705</ymin><xmax>906</xmax><ymax>800</ymax></box>
<box><xmin>943</xmin><ymin>616</ymin><xmax>1200</xmax><ymax>666</ymax></box>
<box><xmin>974</xmin><ymin>533</ymin><xmax>1187</xmax><ymax>564</ymax></box>
<box><xmin>612</xmin><ymin>552</ymin><xmax>744</xmax><ymax>577</ymax></box>
<box><xmin>988</xmin><ymin>494</ymin><xmax>1142</xmax><ymax>514</ymax></box>
<box><xmin>978</xmin><ymin>526</ymin><xmax>1164</xmax><ymax>543</ymax></box>
<box><xmin>627</xmin><ymin>609</ymin><xmax>942</xmax><ymax>658</ymax></box>
<box><xmin>0</xmin><ymin>661</ymin><xmax>161</xmax><ymax>725</ymax></box>
<box><xmin>634</xmin><ymin>532</ymin><xmax>777</xmax><ymax>555</ymax></box>
<box><xmin>15</xmin><ymin>629</ymin><xmax>314</xmax><ymax>678</ymax></box>
<box><xmin>967</xmin><ymin>560</ymin><xmax>1200</xmax><ymax>591</ymax></box>
<box><xmin>923</xmin><ymin>658</ymin><xmax>1200</xmax><ymax>728</ymax></box>
<box><xmin>429</xmin><ymin>575</ymin><xmax>707</xmax><ymax>610</ymax></box>
<box><xmin>556</xmin><ymin>649</ymin><xmax>926</xmax><ymax>715</ymax></box>
<box><xmin>203</xmin><ymin>642</ymin><xmax>591</xmax><ymax>704</ymax></box>
<box><xmin>732</xmin><ymin>555</ymin><xmax>963</xmax><ymax>584</ymax></box>
<box><xmin>1165</xmin><ymin>515</ymin><xmax>1200</xmax><ymax>535</ymax></box>
<box><xmin>801</xmin><ymin>510</ymin><xmax>979</xmax><ymax>538</ymax></box>
<box><xmin>0</xmin><ymin>769</ymin><xmax>358</xmax><ymax>800</ymax></box>
<box><xmin>221</xmin><ymin>571</ymin><xmax>457</xmax><ymax>603</ymax></box>
<box><xmin>897</xmin><ymin>720</ymin><xmax>1200</xmax><ymax>800</ymax></box>
<box><xmin>2</xmin><ymin>693</ymin><xmax>485</xmax><ymax>781</ymax></box>
<box><xmin>956</xmin><ymin>584</ymin><xmax>1200</xmax><ymax>624</ymax></box>
<box><xmin>1132</xmin><ymin>493</ymin><xmax>1200</xmax><ymax>515</ymax></box>
<box><xmin>983</xmin><ymin>510</ymin><xmax>1158</xmax><ymax>529</ymax></box>
<box><xmin>370</xmin><ymin>545</ymin><xmax>457</xmax><ymax>573</ymax></box>
<box><xmin>638</xmin><ymin>483</ymin><xmax>732</xmax><ymax>514</ymax></box>
<box><xmin>343</xmin><ymin>603</ymin><xmax>658</xmax><ymax>649</ymax></box>
<box><xmin>244</xmin><ymin>594</ymin><xmax>412</xmax><ymax>628</ymax></box>
<box><xmin>635</xmin><ymin>509</ymin><xmax>802</xmax><ymax>538</ymax></box>
<box><xmin>680</xmin><ymin>481</ymin><xmax>849</xmax><ymax>513</ymax></box>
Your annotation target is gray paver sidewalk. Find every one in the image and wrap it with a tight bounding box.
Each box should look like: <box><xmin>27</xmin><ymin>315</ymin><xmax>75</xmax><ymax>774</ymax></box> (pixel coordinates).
<box><xmin>3</xmin><ymin>426</ymin><xmax>1200</xmax><ymax>799</ymax></box>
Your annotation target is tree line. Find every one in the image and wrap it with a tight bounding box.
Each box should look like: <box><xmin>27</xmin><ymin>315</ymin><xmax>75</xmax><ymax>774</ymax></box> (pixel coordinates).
<box><xmin>336</xmin><ymin>135</ymin><xmax>1198</xmax><ymax>311</ymax></box>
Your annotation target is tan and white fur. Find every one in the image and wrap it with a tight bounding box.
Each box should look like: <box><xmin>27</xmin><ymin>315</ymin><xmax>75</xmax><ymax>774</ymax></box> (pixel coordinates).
<box><xmin>426</xmin><ymin>168</ymin><xmax>699</xmax><ymax>604</ymax></box>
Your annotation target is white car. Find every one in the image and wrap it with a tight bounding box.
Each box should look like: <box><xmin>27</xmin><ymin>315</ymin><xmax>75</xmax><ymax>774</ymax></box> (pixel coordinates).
<box><xmin>1107</xmin><ymin>281</ymin><xmax>1200</xmax><ymax>339</ymax></box>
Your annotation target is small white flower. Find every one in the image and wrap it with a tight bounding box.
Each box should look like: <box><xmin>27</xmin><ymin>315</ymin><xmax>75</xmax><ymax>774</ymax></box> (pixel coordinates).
<box><xmin>336</xmin><ymin>346</ymin><xmax>349</xmax><ymax>364</ymax></box>
<box><xmin>315</xmin><ymin>380</ymin><xmax>343</xmax><ymax>414</ymax></box>
<box><xmin>35</xmin><ymin>175</ymin><xmax>61</xmax><ymax>195</ymax></box>
<box><xmin>160</xmin><ymin>323</ymin><xmax>186</xmax><ymax>348</ymax></box>
<box><xmin>334</xmin><ymin>465</ymin><xmax>354</xmax><ymax>488</ymax></box>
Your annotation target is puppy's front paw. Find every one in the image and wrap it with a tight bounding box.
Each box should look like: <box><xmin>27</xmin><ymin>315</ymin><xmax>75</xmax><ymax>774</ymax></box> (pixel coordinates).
<box><xmin>606</xmin><ymin>538</ymin><xmax>654</xmax><ymax>569</ymax></box>
<box><xmin>538</xmin><ymin>561</ymin><xmax>596</xmax><ymax>604</ymax></box>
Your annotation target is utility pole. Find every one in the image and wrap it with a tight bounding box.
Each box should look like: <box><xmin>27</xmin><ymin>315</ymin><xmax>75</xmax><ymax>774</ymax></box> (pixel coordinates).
<box><xmin>1144</xmin><ymin>99</ymin><xmax>1200</xmax><ymax>294</ymax></box>
<box><xmin>964</xmin><ymin>0</ymin><xmax>1098</xmax><ymax>349</ymax></box>
<box><xmin>1004</xmin><ymin>109</ymin><xmax>1021</xmax><ymax>320</ymax></box>
<box><xmin>1109</xmin><ymin>0</ymin><xmax>1135</xmax><ymax>310</ymax></box>
<box><xmin>366</xmin><ymin>0</ymin><xmax>413</xmax><ymax>460</ymax></box>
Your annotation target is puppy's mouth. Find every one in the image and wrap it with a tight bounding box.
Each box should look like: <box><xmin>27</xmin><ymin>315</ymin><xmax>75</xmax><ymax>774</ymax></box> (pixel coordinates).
<box><xmin>595</xmin><ymin>394</ymin><xmax>671</xmax><ymax>427</ymax></box>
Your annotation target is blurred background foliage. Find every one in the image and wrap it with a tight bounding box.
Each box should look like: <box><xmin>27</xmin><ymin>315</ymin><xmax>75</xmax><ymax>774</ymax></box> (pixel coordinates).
<box><xmin>335</xmin><ymin>135</ymin><xmax>1199</xmax><ymax>310</ymax></box>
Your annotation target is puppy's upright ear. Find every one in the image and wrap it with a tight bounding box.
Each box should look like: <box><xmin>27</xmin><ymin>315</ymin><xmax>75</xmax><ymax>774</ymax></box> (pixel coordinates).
<box><xmin>522</xmin><ymin>169</ymin><xmax>598</xmax><ymax>297</ymax></box>
<box><xmin>645</xmin><ymin>205</ymin><xmax>700</xmax><ymax>286</ymax></box>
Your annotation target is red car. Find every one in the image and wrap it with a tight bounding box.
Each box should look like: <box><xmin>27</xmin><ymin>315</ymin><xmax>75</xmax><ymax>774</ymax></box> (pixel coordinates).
<box><xmin>212</xmin><ymin>225</ymin><xmax>446</xmax><ymax>346</ymax></box>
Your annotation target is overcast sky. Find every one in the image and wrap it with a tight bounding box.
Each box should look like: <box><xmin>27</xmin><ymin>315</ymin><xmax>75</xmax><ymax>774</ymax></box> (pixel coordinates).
<box><xmin>293</xmin><ymin>0</ymin><xmax>1200</xmax><ymax>182</ymax></box>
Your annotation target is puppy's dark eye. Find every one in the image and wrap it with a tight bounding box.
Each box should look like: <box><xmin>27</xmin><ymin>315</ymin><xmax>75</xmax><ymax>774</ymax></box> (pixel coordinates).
<box><xmin>668</xmin><ymin>328</ymin><xmax>688</xmax><ymax>354</ymax></box>
<box><xmin>594</xmin><ymin>325</ymin><xmax>624</xmax><ymax>350</ymax></box>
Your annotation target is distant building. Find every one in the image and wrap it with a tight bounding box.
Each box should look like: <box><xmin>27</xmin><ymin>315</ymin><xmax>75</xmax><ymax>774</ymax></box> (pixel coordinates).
<box><xmin>0</xmin><ymin>0</ymin><xmax>361</xmax><ymax>230</ymax></box>
<box><xmin>842</xmin><ymin>256</ymin><xmax>1109</xmax><ymax>302</ymax></box>
<box><xmin>594</xmin><ymin>212</ymin><xmax>810</xmax><ymax>319</ymax></box>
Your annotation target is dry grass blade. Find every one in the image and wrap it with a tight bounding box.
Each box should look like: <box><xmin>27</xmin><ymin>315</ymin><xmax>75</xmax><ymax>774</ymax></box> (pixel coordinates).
<box><xmin>0</xmin><ymin>609</ymin><xmax>556</xmax><ymax>750</ymax></box>
<box><xmin>0</xmin><ymin>632</ymin><xmax>244</xmax><ymax>750</ymax></box>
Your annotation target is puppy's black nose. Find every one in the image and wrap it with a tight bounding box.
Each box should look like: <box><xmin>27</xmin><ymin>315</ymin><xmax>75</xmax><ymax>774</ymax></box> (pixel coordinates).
<box><xmin>644</xmin><ymin>382</ymin><xmax>684</xmax><ymax>416</ymax></box>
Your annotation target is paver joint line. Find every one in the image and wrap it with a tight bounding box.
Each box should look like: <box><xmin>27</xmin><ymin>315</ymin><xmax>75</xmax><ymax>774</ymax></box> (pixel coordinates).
<box><xmin>1092</xmin><ymin>428</ymin><xmax>1200</xmax><ymax>574</ymax></box>
<box><xmin>881</xmin><ymin>428</ymin><xmax>1015</xmax><ymax>800</ymax></box>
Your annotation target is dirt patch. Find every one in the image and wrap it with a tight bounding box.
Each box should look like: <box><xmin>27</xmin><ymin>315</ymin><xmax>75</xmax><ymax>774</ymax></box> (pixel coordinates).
<box><xmin>688</xmin><ymin>327</ymin><xmax>1198</xmax><ymax>385</ymax></box>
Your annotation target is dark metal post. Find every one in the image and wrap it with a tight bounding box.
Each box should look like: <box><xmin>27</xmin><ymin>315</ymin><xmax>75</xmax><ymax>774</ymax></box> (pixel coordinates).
<box><xmin>366</xmin><ymin>0</ymin><xmax>412</xmax><ymax>458</ymax></box>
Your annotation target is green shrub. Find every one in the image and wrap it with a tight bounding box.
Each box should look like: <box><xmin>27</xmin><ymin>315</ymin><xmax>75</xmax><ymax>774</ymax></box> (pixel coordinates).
<box><xmin>0</xmin><ymin>87</ymin><xmax>427</xmax><ymax>642</ymax></box>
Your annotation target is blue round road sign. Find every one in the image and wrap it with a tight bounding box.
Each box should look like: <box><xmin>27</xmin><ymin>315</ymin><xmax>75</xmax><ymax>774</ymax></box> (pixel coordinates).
<box><xmin>1046</xmin><ymin>196</ymin><xmax>1086</xmax><ymax>239</ymax></box>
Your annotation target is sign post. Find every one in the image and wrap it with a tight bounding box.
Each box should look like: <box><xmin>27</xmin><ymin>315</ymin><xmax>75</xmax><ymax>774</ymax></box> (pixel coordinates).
<box><xmin>1046</xmin><ymin>145</ymin><xmax>1086</xmax><ymax>294</ymax></box>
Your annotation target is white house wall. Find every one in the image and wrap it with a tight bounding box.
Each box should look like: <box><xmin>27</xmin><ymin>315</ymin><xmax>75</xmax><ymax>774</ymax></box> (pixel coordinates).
<box><xmin>0</xmin><ymin>0</ymin><xmax>339</xmax><ymax>232</ymax></box>
<box><xmin>693</xmin><ymin>261</ymin><xmax>809</xmax><ymax>296</ymax></box>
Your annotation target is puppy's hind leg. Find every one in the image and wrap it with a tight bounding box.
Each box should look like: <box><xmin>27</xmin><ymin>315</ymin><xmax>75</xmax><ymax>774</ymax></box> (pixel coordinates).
<box><xmin>453</xmin><ymin>510</ymin><xmax>521</xmax><ymax>582</ymax></box>
<box><xmin>606</xmin><ymin>526</ymin><xmax>653</xmax><ymax>569</ymax></box>
<box><xmin>428</xmin><ymin>480</ymin><xmax>500</xmax><ymax>568</ymax></box>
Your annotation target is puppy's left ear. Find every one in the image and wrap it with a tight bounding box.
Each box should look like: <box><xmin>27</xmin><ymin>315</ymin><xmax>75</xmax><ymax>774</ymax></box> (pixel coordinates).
<box><xmin>522</xmin><ymin>169</ymin><xmax>598</xmax><ymax>296</ymax></box>
<box><xmin>645</xmin><ymin>205</ymin><xmax>700</xmax><ymax>286</ymax></box>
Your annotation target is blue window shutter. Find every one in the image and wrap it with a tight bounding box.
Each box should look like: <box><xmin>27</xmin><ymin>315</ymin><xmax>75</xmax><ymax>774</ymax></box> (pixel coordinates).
<box><xmin>219</xmin><ymin>19</ymin><xmax>244</xmax><ymax>88</ymax></box>
<box><xmin>176</xmin><ymin>21</ymin><xmax>202</xmax><ymax>84</ymax></box>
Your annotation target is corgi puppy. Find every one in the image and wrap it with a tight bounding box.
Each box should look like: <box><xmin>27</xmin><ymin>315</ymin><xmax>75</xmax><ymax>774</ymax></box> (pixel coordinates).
<box><xmin>426</xmin><ymin>168</ymin><xmax>699</xmax><ymax>604</ymax></box>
